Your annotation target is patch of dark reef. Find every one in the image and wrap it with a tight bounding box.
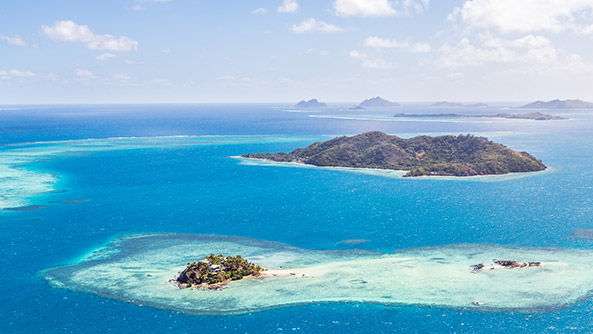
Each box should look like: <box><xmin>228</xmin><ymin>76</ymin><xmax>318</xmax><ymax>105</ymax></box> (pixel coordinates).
<box><xmin>4</xmin><ymin>205</ymin><xmax>47</xmax><ymax>211</ymax></box>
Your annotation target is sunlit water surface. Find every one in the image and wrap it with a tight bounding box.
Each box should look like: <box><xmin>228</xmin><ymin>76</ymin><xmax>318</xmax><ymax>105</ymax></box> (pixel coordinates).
<box><xmin>2</xmin><ymin>104</ymin><xmax>593</xmax><ymax>333</ymax></box>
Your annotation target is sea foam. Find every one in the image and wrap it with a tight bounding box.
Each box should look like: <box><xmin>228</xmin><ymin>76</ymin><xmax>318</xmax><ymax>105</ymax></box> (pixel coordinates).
<box><xmin>42</xmin><ymin>234</ymin><xmax>593</xmax><ymax>314</ymax></box>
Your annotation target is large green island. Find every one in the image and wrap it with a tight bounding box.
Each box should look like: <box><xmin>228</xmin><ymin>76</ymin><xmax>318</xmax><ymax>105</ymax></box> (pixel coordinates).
<box><xmin>241</xmin><ymin>131</ymin><xmax>546</xmax><ymax>177</ymax></box>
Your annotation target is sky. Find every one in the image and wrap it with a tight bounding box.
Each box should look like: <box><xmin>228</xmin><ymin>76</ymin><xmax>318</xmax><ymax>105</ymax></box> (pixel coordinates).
<box><xmin>1</xmin><ymin>0</ymin><xmax>593</xmax><ymax>104</ymax></box>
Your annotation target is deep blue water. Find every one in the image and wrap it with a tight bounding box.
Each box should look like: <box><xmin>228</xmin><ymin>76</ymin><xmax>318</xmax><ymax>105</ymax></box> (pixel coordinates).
<box><xmin>2</xmin><ymin>104</ymin><xmax>593</xmax><ymax>333</ymax></box>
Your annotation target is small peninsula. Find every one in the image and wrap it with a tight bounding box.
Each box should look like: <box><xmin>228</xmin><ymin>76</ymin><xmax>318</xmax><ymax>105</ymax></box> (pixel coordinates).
<box><xmin>393</xmin><ymin>112</ymin><xmax>566</xmax><ymax>121</ymax></box>
<box><xmin>294</xmin><ymin>99</ymin><xmax>327</xmax><ymax>108</ymax></box>
<box><xmin>520</xmin><ymin>99</ymin><xmax>593</xmax><ymax>109</ymax></box>
<box><xmin>241</xmin><ymin>131</ymin><xmax>546</xmax><ymax>177</ymax></box>
<box><xmin>356</xmin><ymin>96</ymin><xmax>400</xmax><ymax>108</ymax></box>
<box><xmin>177</xmin><ymin>254</ymin><xmax>264</xmax><ymax>290</ymax></box>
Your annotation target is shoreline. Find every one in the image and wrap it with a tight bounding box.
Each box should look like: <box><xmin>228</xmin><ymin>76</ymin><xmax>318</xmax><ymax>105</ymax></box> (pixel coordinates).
<box><xmin>233</xmin><ymin>156</ymin><xmax>553</xmax><ymax>181</ymax></box>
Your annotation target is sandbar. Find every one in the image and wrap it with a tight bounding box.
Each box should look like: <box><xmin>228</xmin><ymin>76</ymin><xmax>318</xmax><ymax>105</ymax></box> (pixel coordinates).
<box><xmin>41</xmin><ymin>234</ymin><xmax>593</xmax><ymax>315</ymax></box>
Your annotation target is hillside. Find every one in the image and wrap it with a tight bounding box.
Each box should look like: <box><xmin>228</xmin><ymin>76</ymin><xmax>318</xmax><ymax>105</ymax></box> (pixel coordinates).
<box><xmin>294</xmin><ymin>99</ymin><xmax>327</xmax><ymax>108</ymax></box>
<box><xmin>357</xmin><ymin>97</ymin><xmax>400</xmax><ymax>108</ymax></box>
<box><xmin>520</xmin><ymin>99</ymin><xmax>593</xmax><ymax>109</ymax></box>
<box><xmin>242</xmin><ymin>131</ymin><xmax>546</xmax><ymax>177</ymax></box>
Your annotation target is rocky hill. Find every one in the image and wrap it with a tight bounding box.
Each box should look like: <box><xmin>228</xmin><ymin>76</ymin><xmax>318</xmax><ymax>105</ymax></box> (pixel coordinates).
<box><xmin>242</xmin><ymin>131</ymin><xmax>546</xmax><ymax>177</ymax></box>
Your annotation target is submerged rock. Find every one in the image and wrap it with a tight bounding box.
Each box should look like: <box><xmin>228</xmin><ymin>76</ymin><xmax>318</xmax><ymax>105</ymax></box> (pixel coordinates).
<box><xmin>570</xmin><ymin>229</ymin><xmax>593</xmax><ymax>240</ymax></box>
<box><xmin>5</xmin><ymin>205</ymin><xmax>47</xmax><ymax>211</ymax></box>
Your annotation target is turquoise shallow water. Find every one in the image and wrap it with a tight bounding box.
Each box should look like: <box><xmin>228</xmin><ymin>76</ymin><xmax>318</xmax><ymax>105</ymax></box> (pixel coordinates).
<box><xmin>42</xmin><ymin>233</ymin><xmax>593</xmax><ymax>314</ymax></box>
<box><xmin>2</xmin><ymin>104</ymin><xmax>593</xmax><ymax>332</ymax></box>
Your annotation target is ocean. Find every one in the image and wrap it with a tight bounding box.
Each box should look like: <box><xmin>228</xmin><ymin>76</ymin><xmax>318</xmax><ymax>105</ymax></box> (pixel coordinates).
<box><xmin>2</xmin><ymin>103</ymin><xmax>593</xmax><ymax>333</ymax></box>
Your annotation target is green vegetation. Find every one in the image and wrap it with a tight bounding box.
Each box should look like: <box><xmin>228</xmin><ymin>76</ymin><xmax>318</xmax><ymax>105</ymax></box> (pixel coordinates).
<box><xmin>520</xmin><ymin>99</ymin><xmax>593</xmax><ymax>109</ymax></box>
<box><xmin>177</xmin><ymin>254</ymin><xmax>264</xmax><ymax>289</ymax></box>
<box><xmin>242</xmin><ymin>131</ymin><xmax>546</xmax><ymax>177</ymax></box>
<box><xmin>393</xmin><ymin>112</ymin><xmax>566</xmax><ymax>120</ymax></box>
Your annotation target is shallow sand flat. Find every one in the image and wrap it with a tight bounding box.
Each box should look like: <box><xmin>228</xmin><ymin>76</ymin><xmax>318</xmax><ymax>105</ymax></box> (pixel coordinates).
<box><xmin>42</xmin><ymin>234</ymin><xmax>593</xmax><ymax>314</ymax></box>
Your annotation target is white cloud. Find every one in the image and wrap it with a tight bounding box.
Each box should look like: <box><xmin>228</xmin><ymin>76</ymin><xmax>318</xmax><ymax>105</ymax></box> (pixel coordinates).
<box><xmin>9</xmin><ymin>69</ymin><xmax>35</xmax><ymax>77</ymax></box>
<box><xmin>401</xmin><ymin>0</ymin><xmax>430</xmax><ymax>14</ymax></box>
<box><xmin>349</xmin><ymin>50</ymin><xmax>392</xmax><ymax>69</ymax></box>
<box><xmin>363</xmin><ymin>36</ymin><xmax>432</xmax><ymax>53</ymax></box>
<box><xmin>349</xmin><ymin>50</ymin><xmax>367</xmax><ymax>59</ymax></box>
<box><xmin>0</xmin><ymin>69</ymin><xmax>36</xmax><ymax>79</ymax></box>
<box><xmin>217</xmin><ymin>75</ymin><xmax>235</xmax><ymax>80</ymax></box>
<box><xmin>412</xmin><ymin>42</ymin><xmax>432</xmax><ymax>53</ymax></box>
<box><xmin>438</xmin><ymin>36</ymin><xmax>558</xmax><ymax>70</ymax></box>
<box><xmin>160</xmin><ymin>48</ymin><xmax>171</xmax><ymax>53</ymax></box>
<box><xmin>96</xmin><ymin>53</ymin><xmax>117</xmax><ymax>61</ymax></box>
<box><xmin>149</xmin><ymin>78</ymin><xmax>170</xmax><ymax>86</ymax></box>
<box><xmin>113</xmin><ymin>73</ymin><xmax>131</xmax><ymax>80</ymax></box>
<box><xmin>251</xmin><ymin>8</ymin><xmax>267</xmax><ymax>15</ymax></box>
<box><xmin>333</xmin><ymin>0</ymin><xmax>429</xmax><ymax>17</ymax></box>
<box><xmin>278</xmin><ymin>0</ymin><xmax>299</xmax><ymax>13</ymax></box>
<box><xmin>126</xmin><ymin>59</ymin><xmax>145</xmax><ymax>65</ymax></box>
<box><xmin>451</xmin><ymin>0</ymin><xmax>593</xmax><ymax>34</ymax></box>
<box><xmin>0</xmin><ymin>34</ymin><xmax>26</xmax><ymax>46</ymax></box>
<box><xmin>334</xmin><ymin>0</ymin><xmax>396</xmax><ymax>17</ymax></box>
<box><xmin>320</xmin><ymin>50</ymin><xmax>330</xmax><ymax>56</ymax></box>
<box><xmin>447</xmin><ymin>72</ymin><xmax>464</xmax><ymax>79</ymax></box>
<box><xmin>292</xmin><ymin>18</ymin><xmax>344</xmax><ymax>33</ymax></box>
<box><xmin>364</xmin><ymin>36</ymin><xmax>409</xmax><ymax>48</ymax></box>
<box><xmin>361</xmin><ymin>58</ymin><xmax>392</xmax><ymax>69</ymax></box>
<box><xmin>482</xmin><ymin>34</ymin><xmax>551</xmax><ymax>49</ymax></box>
<box><xmin>42</xmin><ymin>20</ymin><xmax>138</xmax><ymax>52</ymax></box>
<box><xmin>74</xmin><ymin>68</ymin><xmax>94</xmax><ymax>79</ymax></box>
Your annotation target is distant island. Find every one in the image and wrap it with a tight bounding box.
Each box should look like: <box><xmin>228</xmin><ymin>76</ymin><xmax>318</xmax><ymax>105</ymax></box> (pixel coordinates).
<box><xmin>294</xmin><ymin>99</ymin><xmax>327</xmax><ymax>108</ymax></box>
<box><xmin>349</xmin><ymin>105</ymin><xmax>366</xmax><ymax>111</ymax></box>
<box><xmin>355</xmin><ymin>96</ymin><xmax>400</xmax><ymax>108</ymax></box>
<box><xmin>242</xmin><ymin>131</ymin><xmax>546</xmax><ymax>177</ymax></box>
<box><xmin>177</xmin><ymin>254</ymin><xmax>264</xmax><ymax>290</ymax></box>
<box><xmin>394</xmin><ymin>112</ymin><xmax>566</xmax><ymax>121</ymax></box>
<box><xmin>432</xmin><ymin>101</ymin><xmax>488</xmax><ymax>108</ymax></box>
<box><xmin>520</xmin><ymin>99</ymin><xmax>593</xmax><ymax>109</ymax></box>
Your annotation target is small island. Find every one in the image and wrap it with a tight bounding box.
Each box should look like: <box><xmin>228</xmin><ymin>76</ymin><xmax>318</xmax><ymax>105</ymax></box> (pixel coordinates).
<box><xmin>294</xmin><ymin>99</ymin><xmax>327</xmax><ymax>108</ymax></box>
<box><xmin>393</xmin><ymin>111</ymin><xmax>566</xmax><ymax>121</ymax></box>
<box><xmin>472</xmin><ymin>259</ymin><xmax>541</xmax><ymax>271</ymax></box>
<box><xmin>349</xmin><ymin>105</ymin><xmax>366</xmax><ymax>111</ymax></box>
<box><xmin>494</xmin><ymin>112</ymin><xmax>566</xmax><ymax>120</ymax></box>
<box><xmin>176</xmin><ymin>254</ymin><xmax>264</xmax><ymax>290</ymax></box>
<box><xmin>356</xmin><ymin>96</ymin><xmax>400</xmax><ymax>108</ymax></box>
<box><xmin>520</xmin><ymin>99</ymin><xmax>593</xmax><ymax>109</ymax></box>
<box><xmin>241</xmin><ymin>131</ymin><xmax>546</xmax><ymax>177</ymax></box>
<box><xmin>431</xmin><ymin>101</ymin><xmax>488</xmax><ymax>108</ymax></box>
